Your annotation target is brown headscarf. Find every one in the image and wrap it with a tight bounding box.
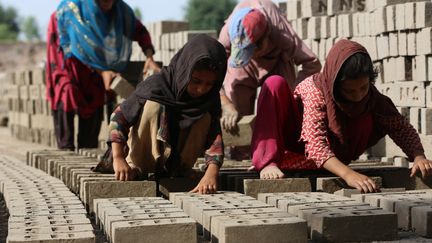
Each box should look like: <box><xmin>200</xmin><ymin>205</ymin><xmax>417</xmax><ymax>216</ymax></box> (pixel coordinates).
<box><xmin>121</xmin><ymin>34</ymin><xmax>227</xmax><ymax>129</ymax></box>
<box><xmin>313</xmin><ymin>39</ymin><xmax>400</xmax><ymax>144</ymax></box>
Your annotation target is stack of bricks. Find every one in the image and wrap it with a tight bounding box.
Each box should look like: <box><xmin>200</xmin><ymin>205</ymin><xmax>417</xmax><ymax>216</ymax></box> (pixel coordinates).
<box><xmin>0</xmin><ymin>154</ymin><xmax>95</xmax><ymax>242</ymax></box>
<box><xmin>0</xmin><ymin>20</ymin><xmax>218</xmax><ymax>149</ymax></box>
<box><xmin>0</xmin><ymin>68</ymin><xmax>56</xmax><ymax>147</ymax></box>
<box><xmin>170</xmin><ymin>191</ymin><xmax>308</xmax><ymax>242</ymax></box>
<box><xmin>280</xmin><ymin>0</ymin><xmax>432</xmax><ymax>160</ymax></box>
<box><xmin>258</xmin><ymin>191</ymin><xmax>398</xmax><ymax>242</ymax></box>
<box><xmin>351</xmin><ymin>189</ymin><xmax>432</xmax><ymax>237</ymax></box>
<box><xmin>129</xmin><ymin>20</ymin><xmax>218</xmax><ymax>66</ymax></box>
<box><xmin>93</xmin><ymin>197</ymin><xmax>197</xmax><ymax>243</ymax></box>
<box><xmin>27</xmin><ymin>149</ymin><xmax>157</xmax><ymax>214</ymax></box>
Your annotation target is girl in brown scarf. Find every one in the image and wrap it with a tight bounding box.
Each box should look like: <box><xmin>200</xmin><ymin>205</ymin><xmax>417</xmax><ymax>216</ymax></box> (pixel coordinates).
<box><xmin>252</xmin><ymin>39</ymin><xmax>432</xmax><ymax>192</ymax></box>
<box><xmin>107</xmin><ymin>35</ymin><xmax>227</xmax><ymax>194</ymax></box>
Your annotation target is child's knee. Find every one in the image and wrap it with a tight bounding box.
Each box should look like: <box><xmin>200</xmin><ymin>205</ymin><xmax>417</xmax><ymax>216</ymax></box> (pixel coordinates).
<box><xmin>263</xmin><ymin>75</ymin><xmax>288</xmax><ymax>92</ymax></box>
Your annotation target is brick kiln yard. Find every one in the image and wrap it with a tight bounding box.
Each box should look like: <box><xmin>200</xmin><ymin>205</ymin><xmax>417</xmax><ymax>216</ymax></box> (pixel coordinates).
<box><xmin>1</xmin><ymin>0</ymin><xmax>432</xmax><ymax>242</ymax></box>
<box><xmin>0</xmin><ymin>126</ymin><xmax>431</xmax><ymax>242</ymax></box>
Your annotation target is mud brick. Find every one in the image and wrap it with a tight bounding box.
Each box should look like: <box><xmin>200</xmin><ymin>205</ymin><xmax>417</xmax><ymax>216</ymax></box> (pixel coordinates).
<box><xmin>6</xmin><ymin>231</ymin><xmax>94</xmax><ymax>243</ymax></box>
<box><xmin>307</xmin><ymin>17</ymin><xmax>321</xmax><ymax>39</ymax></box>
<box><xmin>307</xmin><ymin>206</ymin><xmax>398</xmax><ymax>242</ymax></box>
<box><xmin>111</xmin><ymin>218</ymin><xmax>197</xmax><ymax>243</ymax></box>
<box><xmin>334</xmin><ymin>188</ymin><xmax>405</xmax><ymax>198</ymax></box>
<box><xmin>411</xmin><ymin>205</ymin><xmax>432</xmax><ymax>237</ymax></box>
<box><xmin>243</xmin><ymin>178</ymin><xmax>311</xmax><ymax>198</ymax></box>
<box><xmin>182</xmin><ymin>197</ymin><xmax>271</xmax><ymax>229</ymax></box>
<box><xmin>404</xmin><ymin>2</ymin><xmax>416</xmax><ymax>30</ymax></box>
<box><xmin>101</xmin><ymin>205</ymin><xmax>181</xmax><ymax>235</ymax></box>
<box><xmin>389</xmin><ymin>33</ymin><xmax>399</xmax><ymax>57</ymax></box>
<box><xmin>8</xmin><ymin>215</ymin><xmax>90</xmax><ymax>228</ymax></box>
<box><xmin>84</xmin><ymin>180</ymin><xmax>156</xmax><ymax>213</ymax></box>
<box><xmin>8</xmin><ymin>207</ymin><xmax>87</xmax><ymax>217</ymax></box>
<box><xmin>211</xmin><ymin>214</ymin><xmax>307</xmax><ymax>243</ymax></box>
<box><xmin>317</xmin><ymin>176</ymin><xmax>382</xmax><ymax>193</ymax></box>
<box><xmin>222</xmin><ymin>115</ymin><xmax>255</xmax><ymax>146</ymax></box>
<box><xmin>394</xmin><ymin>199</ymin><xmax>432</xmax><ymax>230</ymax></box>
<box><xmin>413</xmin><ymin>55</ymin><xmax>429</xmax><ymax>82</ymax></box>
<box><xmin>287</xmin><ymin>0</ymin><xmax>301</xmax><ymax>21</ymax></box>
<box><xmin>28</xmin><ymin>85</ymin><xmax>41</xmax><ymax>100</ymax></box>
<box><xmin>385</xmin><ymin>5</ymin><xmax>396</xmax><ymax>31</ymax></box>
<box><xmin>372</xmin><ymin>7</ymin><xmax>386</xmax><ymax>35</ymax></box>
<box><xmin>110</xmin><ymin>76</ymin><xmax>135</xmax><ymax>99</ymax></box>
<box><xmin>31</xmin><ymin>68</ymin><xmax>45</xmax><ymax>85</ymax></box>
<box><xmin>429</xmin><ymin>56</ymin><xmax>432</xmax><ymax>82</ymax></box>
<box><xmin>76</xmin><ymin>174</ymin><xmax>114</xmax><ymax>196</ymax></box>
<box><xmin>329</xmin><ymin>16</ymin><xmax>337</xmax><ymax>37</ymax></box>
<box><xmin>360</xmin><ymin>191</ymin><xmax>432</xmax><ymax>209</ymax></box>
<box><xmin>395</xmin><ymin>3</ymin><xmax>405</xmax><ymax>30</ymax></box>
<box><xmin>417</xmin><ymin>28</ymin><xmax>432</xmax><ymax>55</ymax></box>
<box><xmin>258</xmin><ymin>192</ymin><xmax>354</xmax><ymax>210</ymax></box>
<box><xmin>96</xmin><ymin>198</ymin><xmax>177</xmax><ymax>233</ymax></box>
<box><xmin>416</xmin><ymin>1</ymin><xmax>432</xmax><ymax>29</ymax></box>
<box><xmin>169</xmin><ymin>191</ymin><xmax>244</xmax><ymax>208</ymax></box>
<box><xmin>19</xmin><ymin>85</ymin><xmax>29</xmax><ymax>101</ymax></box>
<box><xmin>377</xmin><ymin>34</ymin><xmax>389</xmax><ymax>60</ymax></box>
<box><xmin>295</xmin><ymin>18</ymin><xmax>308</xmax><ymax>39</ymax></box>
<box><xmin>4</xmin><ymin>85</ymin><xmax>19</xmax><ymax>99</ymax></box>
<box><xmin>398</xmin><ymin>31</ymin><xmax>408</xmax><ymax>56</ymax></box>
<box><xmin>320</xmin><ymin>16</ymin><xmax>330</xmax><ymax>39</ymax></box>
<box><xmin>9</xmin><ymin>224</ymin><xmax>93</xmax><ymax>234</ymax></box>
<box><xmin>343</xmin><ymin>14</ymin><xmax>354</xmax><ymax>37</ymax></box>
<box><xmin>420</xmin><ymin>108</ymin><xmax>432</xmax><ymax>135</ymax></box>
<box><xmin>407</xmin><ymin>31</ymin><xmax>417</xmax><ymax>56</ymax></box>
<box><xmin>201</xmin><ymin>208</ymin><xmax>283</xmax><ymax>240</ymax></box>
<box><xmin>79</xmin><ymin>176</ymin><xmax>116</xmax><ymax>202</ymax></box>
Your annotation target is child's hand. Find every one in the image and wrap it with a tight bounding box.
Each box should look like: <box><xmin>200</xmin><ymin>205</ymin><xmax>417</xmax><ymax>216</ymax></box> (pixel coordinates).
<box><xmin>411</xmin><ymin>156</ymin><xmax>432</xmax><ymax>178</ymax></box>
<box><xmin>190</xmin><ymin>164</ymin><xmax>218</xmax><ymax>194</ymax></box>
<box><xmin>259</xmin><ymin>165</ymin><xmax>284</xmax><ymax>179</ymax></box>
<box><xmin>113</xmin><ymin>157</ymin><xmax>132</xmax><ymax>181</ymax></box>
<box><xmin>343</xmin><ymin>170</ymin><xmax>378</xmax><ymax>193</ymax></box>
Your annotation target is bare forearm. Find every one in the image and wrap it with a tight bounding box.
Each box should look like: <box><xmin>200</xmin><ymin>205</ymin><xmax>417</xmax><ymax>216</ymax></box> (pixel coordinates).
<box><xmin>112</xmin><ymin>142</ymin><xmax>126</xmax><ymax>160</ymax></box>
<box><xmin>322</xmin><ymin>156</ymin><xmax>353</xmax><ymax>180</ymax></box>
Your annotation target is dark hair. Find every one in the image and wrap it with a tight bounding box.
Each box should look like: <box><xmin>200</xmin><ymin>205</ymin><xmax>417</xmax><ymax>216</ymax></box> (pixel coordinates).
<box><xmin>335</xmin><ymin>52</ymin><xmax>378</xmax><ymax>85</ymax></box>
<box><xmin>193</xmin><ymin>58</ymin><xmax>219</xmax><ymax>72</ymax></box>
<box><xmin>333</xmin><ymin>52</ymin><xmax>378</xmax><ymax>102</ymax></box>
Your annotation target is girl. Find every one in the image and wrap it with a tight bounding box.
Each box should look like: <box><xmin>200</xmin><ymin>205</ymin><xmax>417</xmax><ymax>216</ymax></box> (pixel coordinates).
<box><xmin>108</xmin><ymin>35</ymin><xmax>226</xmax><ymax>194</ymax></box>
<box><xmin>252</xmin><ymin>39</ymin><xmax>432</xmax><ymax>192</ymax></box>
<box><xmin>46</xmin><ymin>0</ymin><xmax>160</xmax><ymax>150</ymax></box>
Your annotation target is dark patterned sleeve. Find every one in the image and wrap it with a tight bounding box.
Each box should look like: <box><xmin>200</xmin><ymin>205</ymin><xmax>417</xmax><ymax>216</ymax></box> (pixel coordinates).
<box><xmin>133</xmin><ymin>19</ymin><xmax>155</xmax><ymax>55</ymax></box>
<box><xmin>204</xmin><ymin>116</ymin><xmax>224</xmax><ymax>168</ymax></box>
<box><xmin>377</xmin><ymin>115</ymin><xmax>424</xmax><ymax>161</ymax></box>
<box><xmin>108</xmin><ymin>106</ymin><xmax>132</xmax><ymax>145</ymax></box>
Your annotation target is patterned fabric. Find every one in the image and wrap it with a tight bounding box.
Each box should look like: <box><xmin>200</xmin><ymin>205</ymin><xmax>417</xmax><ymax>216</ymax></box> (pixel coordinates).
<box><xmin>108</xmin><ymin>105</ymin><xmax>224</xmax><ymax>167</ymax></box>
<box><xmin>56</xmin><ymin>0</ymin><xmax>135</xmax><ymax>72</ymax></box>
<box><xmin>294</xmin><ymin>77</ymin><xmax>424</xmax><ymax>167</ymax></box>
<box><xmin>46</xmin><ymin>12</ymin><xmax>154</xmax><ymax>116</ymax></box>
<box><xmin>219</xmin><ymin>0</ymin><xmax>322</xmax><ymax>116</ymax></box>
<box><xmin>295</xmin><ymin>77</ymin><xmax>335</xmax><ymax>167</ymax></box>
<box><xmin>376</xmin><ymin>115</ymin><xmax>424</xmax><ymax>161</ymax></box>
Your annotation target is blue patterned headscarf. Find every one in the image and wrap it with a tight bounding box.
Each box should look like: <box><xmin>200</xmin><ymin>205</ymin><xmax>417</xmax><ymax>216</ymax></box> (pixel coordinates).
<box><xmin>56</xmin><ymin>0</ymin><xmax>136</xmax><ymax>72</ymax></box>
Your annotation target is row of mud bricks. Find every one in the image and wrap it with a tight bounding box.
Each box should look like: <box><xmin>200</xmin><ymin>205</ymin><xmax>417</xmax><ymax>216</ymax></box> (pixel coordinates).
<box><xmin>0</xmin><ymin>149</ymin><xmax>431</xmax><ymax>242</ymax></box>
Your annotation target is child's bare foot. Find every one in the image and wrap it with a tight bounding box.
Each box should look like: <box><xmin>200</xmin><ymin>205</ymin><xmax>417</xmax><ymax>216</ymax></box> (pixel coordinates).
<box><xmin>260</xmin><ymin>165</ymin><xmax>284</xmax><ymax>179</ymax></box>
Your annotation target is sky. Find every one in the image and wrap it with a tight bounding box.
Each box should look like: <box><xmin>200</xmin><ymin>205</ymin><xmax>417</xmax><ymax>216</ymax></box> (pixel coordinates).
<box><xmin>0</xmin><ymin>0</ymin><xmax>189</xmax><ymax>38</ymax></box>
